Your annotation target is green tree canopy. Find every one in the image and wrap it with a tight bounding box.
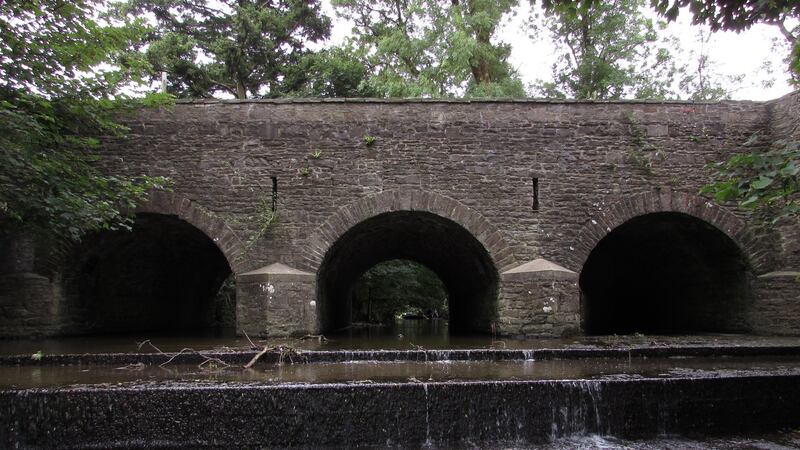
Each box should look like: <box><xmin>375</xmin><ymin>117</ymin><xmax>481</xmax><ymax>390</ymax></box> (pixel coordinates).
<box><xmin>332</xmin><ymin>0</ymin><xmax>525</xmax><ymax>97</ymax></box>
<box><xmin>352</xmin><ymin>260</ymin><xmax>448</xmax><ymax>324</ymax></box>
<box><xmin>534</xmin><ymin>0</ymin><xmax>676</xmax><ymax>99</ymax></box>
<box><xmin>284</xmin><ymin>44</ymin><xmax>378</xmax><ymax>97</ymax></box>
<box><xmin>122</xmin><ymin>0</ymin><xmax>332</xmax><ymax>98</ymax></box>
<box><xmin>0</xmin><ymin>0</ymin><xmax>168</xmax><ymax>243</ymax></box>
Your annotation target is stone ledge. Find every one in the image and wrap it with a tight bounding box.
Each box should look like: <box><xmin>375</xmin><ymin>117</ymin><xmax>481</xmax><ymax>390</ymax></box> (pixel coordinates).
<box><xmin>174</xmin><ymin>97</ymin><xmax>762</xmax><ymax>105</ymax></box>
<box><xmin>501</xmin><ymin>259</ymin><xmax>578</xmax><ymax>282</ymax></box>
<box><xmin>238</xmin><ymin>263</ymin><xmax>314</xmax><ymax>283</ymax></box>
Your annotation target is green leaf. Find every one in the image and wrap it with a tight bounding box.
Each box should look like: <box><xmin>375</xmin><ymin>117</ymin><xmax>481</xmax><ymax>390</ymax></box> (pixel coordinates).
<box><xmin>740</xmin><ymin>194</ymin><xmax>760</xmax><ymax>207</ymax></box>
<box><xmin>780</xmin><ymin>162</ymin><xmax>799</xmax><ymax>177</ymax></box>
<box><xmin>751</xmin><ymin>176</ymin><xmax>773</xmax><ymax>190</ymax></box>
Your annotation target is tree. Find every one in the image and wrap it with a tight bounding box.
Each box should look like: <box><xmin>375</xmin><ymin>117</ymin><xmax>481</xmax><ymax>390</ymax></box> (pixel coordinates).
<box><xmin>0</xmin><ymin>0</ymin><xmax>168</xmax><ymax>243</ymax></box>
<box><xmin>122</xmin><ymin>0</ymin><xmax>331</xmax><ymax>99</ymax></box>
<box><xmin>542</xmin><ymin>0</ymin><xmax>799</xmax><ymax>82</ymax></box>
<box><xmin>650</xmin><ymin>0</ymin><xmax>799</xmax><ymax>32</ymax></box>
<box><xmin>651</xmin><ymin>0</ymin><xmax>800</xmax><ymax>82</ymax></box>
<box><xmin>534</xmin><ymin>0</ymin><xmax>677</xmax><ymax>99</ymax></box>
<box><xmin>352</xmin><ymin>260</ymin><xmax>448</xmax><ymax>323</ymax></box>
<box><xmin>284</xmin><ymin>44</ymin><xmax>378</xmax><ymax>97</ymax></box>
<box><xmin>675</xmin><ymin>27</ymin><xmax>742</xmax><ymax>101</ymax></box>
<box><xmin>332</xmin><ymin>0</ymin><xmax>524</xmax><ymax>97</ymax></box>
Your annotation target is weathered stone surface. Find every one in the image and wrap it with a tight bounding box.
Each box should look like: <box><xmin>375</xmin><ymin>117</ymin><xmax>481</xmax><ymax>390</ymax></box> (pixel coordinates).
<box><xmin>0</xmin><ymin>233</ymin><xmax>34</xmax><ymax>274</ymax></box>
<box><xmin>236</xmin><ymin>263</ymin><xmax>317</xmax><ymax>337</ymax></box>
<box><xmin>101</xmin><ymin>98</ymin><xmax>787</xmax><ymax>274</ymax></box>
<box><xmin>2</xmin><ymin>94</ymin><xmax>800</xmax><ymax>337</ymax></box>
<box><xmin>751</xmin><ymin>272</ymin><xmax>800</xmax><ymax>335</ymax></box>
<box><xmin>3</xmin><ymin>375</ymin><xmax>800</xmax><ymax>447</ymax></box>
<box><xmin>0</xmin><ymin>273</ymin><xmax>57</xmax><ymax>336</ymax></box>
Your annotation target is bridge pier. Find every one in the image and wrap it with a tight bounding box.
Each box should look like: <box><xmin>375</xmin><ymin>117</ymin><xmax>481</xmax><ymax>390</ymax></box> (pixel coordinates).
<box><xmin>498</xmin><ymin>259</ymin><xmax>581</xmax><ymax>337</ymax></box>
<box><xmin>750</xmin><ymin>271</ymin><xmax>800</xmax><ymax>335</ymax></box>
<box><xmin>236</xmin><ymin>263</ymin><xmax>318</xmax><ymax>337</ymax></box>
<box><xmin>0</xmin><ymin>233</ymin><xmax>59</xmax><ymax>337</ymax></box>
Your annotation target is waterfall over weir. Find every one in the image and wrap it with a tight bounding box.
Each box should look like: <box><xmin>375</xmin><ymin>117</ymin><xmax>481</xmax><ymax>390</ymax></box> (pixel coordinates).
<box><xmin>2</xmin><ymin>336</ymin><xmax>800</xmax><ymax>448</ymax></box>
<box><xmin>3</xmin><ymin>374</ymin><xmax>800</xmax><ymax>448</ymax></box>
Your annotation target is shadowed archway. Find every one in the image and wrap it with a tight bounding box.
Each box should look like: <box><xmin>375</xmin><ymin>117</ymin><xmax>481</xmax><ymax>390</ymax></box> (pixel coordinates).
<box><xmin>68</xmin><ymin>213</ymin><xmax>234</xmax><ymax>334</ymax></box>
<box><xmin>316</xmin><ymin>211</ymin><xmax>499</xmax><ymax>334</ymax></box>
<box><xmin>579</xmin><ymin>212</ymin><xmax>753</xmax><ymax>335</ymax></box>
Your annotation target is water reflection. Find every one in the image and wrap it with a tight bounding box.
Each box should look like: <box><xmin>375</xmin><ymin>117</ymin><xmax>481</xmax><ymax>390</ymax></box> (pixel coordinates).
<box><xmin>1</xmin><ymin>330</ymin><xmax>800</xmax><ymax>355</ymax></box>
<box><xmin>2</xmin><ymin>355</ymin><xmax>800</xmax><ymax>389</ymax></box>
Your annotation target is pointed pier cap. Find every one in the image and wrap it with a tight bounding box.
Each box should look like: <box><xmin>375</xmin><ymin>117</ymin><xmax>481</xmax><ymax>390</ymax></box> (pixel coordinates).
<box><xmin>238</xmin><ymin>262</ymin><xmax>314</xmax><ymax>283</ymax></box>
<box><xmin>501</xmin><ymin>258</ymin><xmax>577</xmax><ymax>282</ymax></box>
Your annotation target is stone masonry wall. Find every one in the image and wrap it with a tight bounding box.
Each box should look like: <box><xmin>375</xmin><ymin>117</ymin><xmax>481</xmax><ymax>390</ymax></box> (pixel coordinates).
<box><xmin>5</xmin><ymin>96</ymin><xmax>800</xmax><ymax>337</ymax></box>
<box><xmin>97</xmin><ymin>97</ymin><xmax>797</xmax><ymax>336</ymax></box>
<box><xmin>498</xmin><ymin>274</ymin><xmax>580</xmax><ymax>337</ymax></box>
<box><xmin>101</xmin><ymin>98</ymin><xmax>779</xmax><ymax>274</ymax></box>
<box><xmin>768</xmin><ymin>91</ymin><xmax>800</xmax><ymax>269</ymax></box>
<box><xmin>750</xmin><ymin>272</ymin><xmax>800</xmax><ymax>335</ymax></box>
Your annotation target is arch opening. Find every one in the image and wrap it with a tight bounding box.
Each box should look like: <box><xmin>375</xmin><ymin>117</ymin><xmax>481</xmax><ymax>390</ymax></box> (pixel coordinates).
<box><xmin>67</xmin><ymin>213</ymin><xmax>234</xmax><ymax>335</ymax></box>
<box><xmin>317</xmin><ymin>211</ymin><xmax>499</xmax><ymax>335</ymax></box>
<box><xmin>350</xmin><ymin>259</ymin><xmax>449</xmax><ymax>324</ymax></box>
<box><xmin>579</xmin><ymin>212</ymin><xmax>752</xmax><ymax>335</ymax></box>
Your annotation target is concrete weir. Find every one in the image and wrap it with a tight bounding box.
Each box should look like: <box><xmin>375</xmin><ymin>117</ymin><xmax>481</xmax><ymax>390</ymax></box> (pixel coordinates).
<box><xmin>2</xmin><ymin>374</ymin><xmax>800</xmax><ymax>448</ymax></box>
<box><xmin>3</xmin><ymin>340</ymin><xmax>800</xmax><ymax>448</ymax></box>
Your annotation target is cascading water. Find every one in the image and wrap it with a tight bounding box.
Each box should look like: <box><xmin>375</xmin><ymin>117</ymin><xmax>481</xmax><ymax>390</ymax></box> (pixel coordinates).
<box><xmin>2</xmin><ymin>336</ymin><xmax>800</xmax><ymax>448</ymax></box>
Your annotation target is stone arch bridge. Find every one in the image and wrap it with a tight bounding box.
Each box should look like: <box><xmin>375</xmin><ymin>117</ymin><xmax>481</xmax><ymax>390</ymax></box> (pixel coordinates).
<box><xmin>2</xmin><ymin>93</ymin><xmax>799</xmax><ymax>338</ymax></box>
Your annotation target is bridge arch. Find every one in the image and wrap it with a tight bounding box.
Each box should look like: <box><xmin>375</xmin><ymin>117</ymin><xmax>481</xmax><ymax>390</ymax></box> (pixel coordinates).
<box><xmin>568</xmin><ymin>189</ymin><xmax>770</xmax><ymax>273</ymax></box>
<box><xmin>307</xmin><ymin>190</ymin><xmax>516</xmax><ymax>334</ymax></box>
<box><xmin>62</xmin><ymin>193</ymin><xmax>245</xmax><ymax>335</ymax></box>
<box><xmin>135</xmin><ymin>191</ymin><xmax>245</xmax><ymax>273</ymax></box>
<box><xmin>573</xmin><ymin>190</ymin><xmax>767</xmax><ymax>335</ymax></box>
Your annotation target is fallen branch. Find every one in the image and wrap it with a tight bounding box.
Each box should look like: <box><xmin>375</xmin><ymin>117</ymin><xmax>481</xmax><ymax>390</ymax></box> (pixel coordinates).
<box><xmin>242</xmin><ymin>330</ymin><xmax>259</xmax><ymax>350</ymax></box>
<box><xmin>244</xmin><ymin>345</ymin><xmax>307</xmax><ymax>368</ymax></box>
<box><xmin>137</xmin><ymin>340</ymin><xmax>230</xmax><ymax>370</ymax></box>
<box><xmin>244</xmin><ymin>346</ymin><xmax>272</xmax><ymax>369</ymax></box>
<box><xmin>115</xmin><ymin>362</ymin><xmax>146</xmax><ymax>371</ymax></box>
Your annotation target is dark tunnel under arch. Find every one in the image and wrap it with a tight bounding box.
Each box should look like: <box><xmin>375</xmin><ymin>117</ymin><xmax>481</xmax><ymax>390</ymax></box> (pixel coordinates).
<box><xmin>316</xmin><ymin>210</ymin><xmax>500</xmax><ymax>334</ymax></box>
<box><xmin>579</xmin><ymin>211</ymin><xmax>753</xmax><ymax>335</ymax></box>
<box><xmin>67</xmin><ymin>213</ymin><xmax>234</xmax><ymax>335</ymax></box>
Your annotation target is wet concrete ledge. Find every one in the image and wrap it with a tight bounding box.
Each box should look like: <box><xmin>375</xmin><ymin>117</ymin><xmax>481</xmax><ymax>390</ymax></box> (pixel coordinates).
<box><xmin>2</xmin><ymin>374</ymin><xmax>800</xmax><ymax>448</ymax></box>
<box><xmin>3</xmin><ymin>344</ymin><xmax>800</xmax><ymax>367</ymax></box>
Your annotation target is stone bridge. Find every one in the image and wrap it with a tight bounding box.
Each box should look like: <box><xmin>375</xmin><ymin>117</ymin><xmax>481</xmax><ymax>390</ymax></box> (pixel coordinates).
<box><xmin>2</xmin><ymin>92</ymin><xmax>799</xmax><ymax>338</ymax></box>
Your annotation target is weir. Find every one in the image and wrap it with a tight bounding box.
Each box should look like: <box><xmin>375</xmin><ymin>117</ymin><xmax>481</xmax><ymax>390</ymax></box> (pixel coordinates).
<box><xmin>3</xmin><ymin>337</ymin><xmax>800</xmax><ymax>447</ymax></box>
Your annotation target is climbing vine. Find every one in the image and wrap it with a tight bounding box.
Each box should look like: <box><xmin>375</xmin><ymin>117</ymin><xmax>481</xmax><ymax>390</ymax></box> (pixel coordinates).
<box><xmin>198</xmin><ymin>190</ymin><xmax>278</xmax><ymax>260</ymax></box>
<box><xmin>621</xmin><ymin>111</ymin><xmax>661</xmax><ymax>176</ymax></box>
<box><xmin>702</xmin><ymin>133</ymin><xmax>800</xmax><ymax>223</ymax></box>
